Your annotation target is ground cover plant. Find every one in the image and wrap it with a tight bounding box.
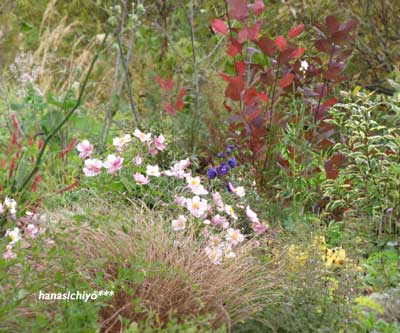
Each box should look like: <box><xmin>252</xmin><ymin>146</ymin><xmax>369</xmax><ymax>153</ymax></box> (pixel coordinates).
<box><xmin>0</xmin><ymin>0</ymin><xmax>399</xmax><ymax>332</ymax></box>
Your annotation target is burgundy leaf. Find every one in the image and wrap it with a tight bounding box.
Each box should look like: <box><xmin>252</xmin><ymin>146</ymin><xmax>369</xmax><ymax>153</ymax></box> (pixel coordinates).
<box><xmin>324</xmin><ymin>160</ymin><xmax>339</xmax><ymax>179</ymax></box>
<box><xmin>315</xmin><ymin>39</ymin><xmax>333</xmax><ymax>54</ymax></box>
<box><xmin>225</xmin><ymin>75</ymin><xmax>244</xmax><ymax>101</ymax></box>
<box><xmin>257</xmin><ymin>36</ymin><xmax>275</xmax><ymax>57</ymax></box>
<box><xmin>331</xmin><ymin>30</ymin><xmax>348</xmax><ymax>44</ymax></box>
<box><xmin>326</xmin><ymin>15</ymin><xmax>340</xmax><ymax>34</ymax></box>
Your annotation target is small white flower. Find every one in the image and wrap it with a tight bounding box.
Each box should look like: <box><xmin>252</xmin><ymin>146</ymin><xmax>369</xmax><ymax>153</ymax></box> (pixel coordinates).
<box><xmin>146</xmin><ymin>164</ymin><xmax>161</xmax><ymax>177</ymax></box>
<box><xmin>246</xmin><ymin>205</ymin><xmax>259</xmax><ymax>223</ymax></box>
<box><xmin>232</xmin><ymin>186</ymin><xmax>246</xmax><ymax>198</ymax></box>
<box><xmin>300</xmin><ymin>60</ymin><xmax>309</xmax><ymax>73</ymax></box>
<box><xmin>224</xmin><ymin>204</ymin><xmax>238</xmax><ymax>220</ymax></box>
<box><xmin>25</xmin><ymin>224</ymin><xmax>39</xmax><ymax>238</ymax></box>
<box><xmin>113</xmin><ymin>134</ymin><xmax>131</xmax><ymax>151</ymax></box>
<box><xmin>223</xmin><ymin>243</ymin><xmax>236</xmax><ymax>258</ymax></box>
<box><xmin>171</xmin><ymin>215</ymin><xmax>187</xmax><ymax>231</ymax></box>
<box><xmin>134</xmin><ymin>155</ymin><xmax>143</xmax><ymax>166</ymax></box>
<box><xmin>205</xmin><ymin>246</ymin><xmax>223</xmax><ymax>265</ymax></box>
<box><xmin>186</xmin><ymin>196</ymin><xmax>208</xmax><ymax>218</ymax></box>
<box><xmin>134</xmin><ymin>129</ymin><xmax>152</xmax><ymax>142</ymax></box>
<box><xmin>225</xmin><ymin>228</ymin><xmax>245</xmax><ymax>246</ymax></box>
<box><xmin>5</xmin><ymin>228</ymin><xmax>21</xmax><ymax>245</ymax></box>
<box><xmin>4</xmin><ymin>197</ymin><xmax>17</xmax><ymax>215</ymax></box>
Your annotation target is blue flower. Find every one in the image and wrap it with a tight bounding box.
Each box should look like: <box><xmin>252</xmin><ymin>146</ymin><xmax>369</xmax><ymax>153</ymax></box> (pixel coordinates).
<box><xmin>228</xmin><ymin>157</ymin><xmax>237</xmax><ymax>168</ymax></box>
<box><xmin>226</xmin><ymin>144</ymin><xmax>235</xmax><ymax>154</ymax></box>
<box><xmin>217</xmin><ymin>152</ymin><xmax>225</xmax><ymax>158</ymax></box>
<box><xmin>217</xmin><ymin>162</ymin><xmax>230</xmax><ymax>176</ymax></box>
<box><xmin>207</xmin><ymin>167</ymin><xmax>217</xmax><ymax>179</ymax></box>
<box><xmin>226</xmin><ymin>181</ymin><xmax>234</xmax><ymax>192</ymax></box>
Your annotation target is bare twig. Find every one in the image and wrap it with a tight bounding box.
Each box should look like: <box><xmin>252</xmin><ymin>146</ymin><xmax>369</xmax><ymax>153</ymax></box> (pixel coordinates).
<box><xmin>116</xmin><ymin>31</ymin><xmax>141</xmax><ymax>127</ymax></box>
<box><xmin>184</xmin><ymin>0</ymin><xmax>200</xmax><ymax>152</ymax></box>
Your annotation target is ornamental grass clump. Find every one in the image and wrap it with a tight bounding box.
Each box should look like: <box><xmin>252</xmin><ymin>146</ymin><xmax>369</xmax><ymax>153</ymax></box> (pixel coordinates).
<box><xmin>47</xmin><ymin>197</ymin><xmax>278</xmax><ymax>332</ymax></box>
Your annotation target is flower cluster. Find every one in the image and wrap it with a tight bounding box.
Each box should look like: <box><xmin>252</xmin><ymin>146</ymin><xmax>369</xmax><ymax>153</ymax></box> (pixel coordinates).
<box><xmin>286</xmin><ymin>236</ymin><xmax>347</xmax><ymax>269</ymax></box>
<box><xmin>2</xmin><ymin>208</ymin><xmax>43</xmax><ymax>260</ymax></box>
<box><xmin>77</xmin><ymin>129</ymin><xmax>167</xmax><ymax>178</ymax></box>
<box><xmin>77</xmin><ymin>134</ymin><xmax>268</xmax><ymax>265</ymax></box>
<box><xmin>207</xmin><ymin>144</ymin><xmax>236</xmax><ymax>180</ymax></box>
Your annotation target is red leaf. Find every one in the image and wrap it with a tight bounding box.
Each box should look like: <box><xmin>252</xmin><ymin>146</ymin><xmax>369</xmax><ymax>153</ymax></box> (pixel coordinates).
<box><xmin>325</xmin><ymin>67</ymin><xmax>341</xmax><ymax>80</ymax></box>
<box><xmin>322</xmin><ymin>97</ymin><xmax>338</xmax><ymax>109</ymax></box>
<box><xmin>163</xmin><ymin>103</ymin><xmax>176</xmax><ymax>115</ymax></box>
<box><xmin>288</xmin><ymin>24</ymin><xmax>305</xmax><ymax>38</ymax></box>
<box><xmin>260</xmin><ymin>68</ymin><xmax>275</xmax><ymax>86</ymax></box>
<box><xmin>243</xmin><ymin>87</ymin><xmax>258</xmax><ymax>105</ymax></box>
<box><xmin>331</xmin><ymin>30</ymin><xmax>348</xmax><ymax>44</ymax></box>
<box><xmin>60</xmin><ymin>138</ymin><xmax>77</xmax><ymax>159</ymax></box>
<box><xmin>175</xmin><ymin>88</ymin><xmax>186</xmax><ymax>111</ymax></box>
<box><xmin>326</xmin><ymin>15</ymin><xmax>340</xmax><ymax>34</ymax></box>
<box><xmin>248</xmin><ymin>22</ymin><xmax>261</xmax><ymax>40</ymax></box>
<box><xmin>277</xmin><ymin>155</ymin><xmax>290</xmax><ymax>169</ymax></box>
<box><xmin>324</xmin><ymin>160</ymin><xmax>339</xmax><ymax>179</ymax></box>
<box><xmin>257</xmin><ymin>92</ymin><xmax>269</xmax><ymax>102</ymax></box>
<box><xmin>226</xmin><ymin>44</ymin><xmax>240</xmax><ymax>56</ymax></box>
<box><xmin>315</xmin><ymin>83</ymin><xmax>329</xmax><ymax>98</ymax></box>
<box><xmin>175</xmin><ymin>99</ymin><xmax>184</xmax><ymax>111</ymax></box>
<box><xmin>229</xmin><ymin>0</ymin><xmax>249</xmax><ymax>21</ymax></box>
<box><xmin>315</xmin><ymin>39</ymin><xmax>333</xmax><ymax>54</ymax></box>
<box><xmin>247</xmin><ymin>109</ymin><xmax>262</xmax><ymax>122</ymax></box>
<box><xmin>238</xmin><ymin>22</ymin><xmax>261</xmax><ymax>43</ymax></box>
<box><xmin>235</xmin><ymin>61</ymin><xmax>246</xmax><ymax>75</ymax></box>
<box><xmin>279</xmin><ymin>73</ymin><xmax>294</xmax><ymax>88</ymax></box>
<box><xmin>225</xmin><ymin>76</ymin><xmax>244</xmax><ymax>101</ymax></box>
<box><xmin>219</xmin><ymin>72</ymin><xmax>231</xmax><ymax>82</ymax></box>
<box><xmin>156</xmin><ymin>76</ymin><xmax>174</xmax><ymax>92</ymax></box>
<box><xmin>275</xmin><ymin>35</ymin><xmax>287</xmax><ymax>52</ymax></box>
<box><xmin>253</xmin><ymin>0</ymin><xmax>265</xmax><ymax>15</ymax></box>
<box><xmin>211</xmin><ymin>19</ymin><xmax>228</xmax><ymax>35</ymax></box>
<box><xmin>290</xmin><ymin>47</ymin><xmax>305</xmax><ymax>58</ymax></box>
<box><xmin>331</xmin><ymin>152</ymin><xmax>346</xmax><ymax>166</ymax></box>
<box><xmin>238</xmin><ymin>28</ymin><xmax>248</xmax><ymax>44</ymax></box>
<box><xmin>257</xmin><ymin>36</ymin><xmax>275</xmax><ymax>57</ymax></box>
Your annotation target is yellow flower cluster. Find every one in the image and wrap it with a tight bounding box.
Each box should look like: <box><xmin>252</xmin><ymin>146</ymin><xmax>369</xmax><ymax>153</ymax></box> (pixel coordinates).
<box><xmin>286</xmin><ymin>236</ymin><xmax>346</xmax><ymax>268</ymax></box>
<box><xmin>323</xmin><ymin>247</ymin><xmax>346</xmax><ymax>267</ymax></box>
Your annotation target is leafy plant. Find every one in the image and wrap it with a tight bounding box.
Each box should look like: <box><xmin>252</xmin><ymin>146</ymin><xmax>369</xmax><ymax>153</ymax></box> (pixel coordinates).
<box><xmin>323</xmin><ymin>92</ymin><xmax>400</xmax><ymax>234</ymax></box>
<box><xmin>210</xmin><ymin>0</ymin><xmax>358</xmax><ymax>192</ymax></box>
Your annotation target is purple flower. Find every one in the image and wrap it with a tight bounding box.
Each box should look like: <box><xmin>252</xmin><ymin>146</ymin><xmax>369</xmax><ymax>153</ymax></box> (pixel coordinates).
<box><xmin>217</xmin><ymin>162</ymin><xmax>230</xmax><ymax>176</ymax></box>
<box><xmin>228</xmin><ymin>157</ymin><xmax>237</xmax><ymax>168</ymax></box>
<box><xmin>226</xmin><ymin>144</ymin><xmax>235</xmax><ymax>154</ymax></box>
<box><xmin>217</xmin><ymin>152</ymin><xmax>225</xmax><ymax>158</ymax></box>
<box><xmin>207</xmin><ymin>167</ymin><xmax>217</xmax><ymax>179</ymax></box>
<box><xmin>226</xmin><ymin>181</ymin><xmax>234</xmax><ymax>192</ymax></box>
